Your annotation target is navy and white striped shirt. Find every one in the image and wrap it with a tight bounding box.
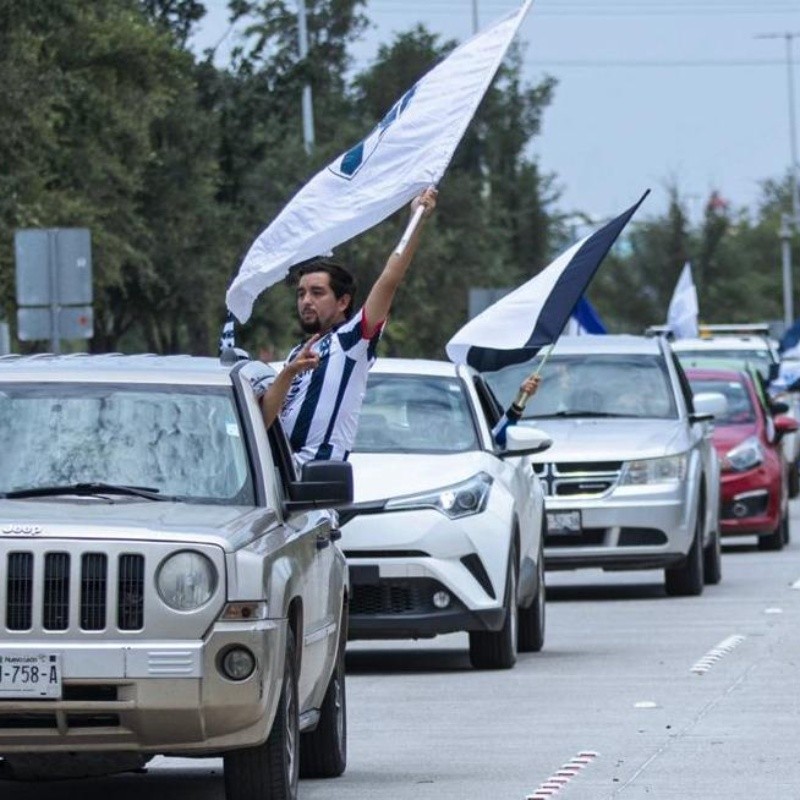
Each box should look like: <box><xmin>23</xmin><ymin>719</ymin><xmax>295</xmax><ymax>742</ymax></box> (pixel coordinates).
<box><xmin>280</xmin><ymin>308</ymin><xmax>384</xmax><ymax>464</ymax></box>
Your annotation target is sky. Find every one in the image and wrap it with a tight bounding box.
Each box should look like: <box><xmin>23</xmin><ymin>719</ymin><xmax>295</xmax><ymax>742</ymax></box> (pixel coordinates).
<box><xmin>190</xmin><ymin>0</ymin><xmax>800</xmax><ymax>226</ymax></box>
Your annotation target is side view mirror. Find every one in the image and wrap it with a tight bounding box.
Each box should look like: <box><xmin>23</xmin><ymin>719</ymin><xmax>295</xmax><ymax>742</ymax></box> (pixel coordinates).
<box><xmin>285</xmin><ymin>460</ymin><xmax>354</xmax><ymax>511</ymax></box>
<box><xmin>690</xmin><ymin>391</ymin><xmax>727</xmax><ymax>423</ymax></box>
<box><xmin>774</xmin><ymin>414</ymin><xmax>799</xmax><ymax>441</ymax></box>
<box><xmin>500</xmin><ymin>425</ymin><xmax>552</xmax><ymax>457</ymax></box>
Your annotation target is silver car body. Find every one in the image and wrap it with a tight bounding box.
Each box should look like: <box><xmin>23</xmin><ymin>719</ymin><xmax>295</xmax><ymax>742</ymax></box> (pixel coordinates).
<box><xmin>340</xmin><ymin>359</ymin><xmax>547</xmax><ymax>649</ymax></box>
<box><xmin>484</xmin><ymin>336</ymin><xmax>721</xmax><ymax>590</ymax></box>
<box><xmin>0</xmin><ymin>355</ymin><xmax>346</xmax><ymax>760</ymax></box>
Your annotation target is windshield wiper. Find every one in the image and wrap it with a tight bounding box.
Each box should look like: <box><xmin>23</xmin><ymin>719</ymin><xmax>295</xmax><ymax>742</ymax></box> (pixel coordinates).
<box><xmin>3</xmin><ymin>483</ymin><xmax>172</xmax><ymax>501</ymax></box>
<box><xmin>533</xmin><ymin>410</ymin><xmax>631</xmax><ymax>419</ymax></box>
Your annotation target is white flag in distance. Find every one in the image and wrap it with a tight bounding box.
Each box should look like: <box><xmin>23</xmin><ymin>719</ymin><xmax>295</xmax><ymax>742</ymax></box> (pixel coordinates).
<box><xmin>226</xmin><ymin>0</ymin><xmax>534</xmax><ymax>323</ymax></box>
<box><xmin>666</xmin><ymin>262</ymin><xmax>699</xmax><ymax>340</ymax></box>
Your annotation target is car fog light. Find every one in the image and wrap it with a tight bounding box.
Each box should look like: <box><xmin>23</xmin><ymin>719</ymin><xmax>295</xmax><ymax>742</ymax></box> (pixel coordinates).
<box><xmin>733</xmin><ymin>502</ymin><xmax>748</xmax><ymax>518</ymax></box>
<box><xmin>220</xmin><ymin>647</ymin><xmax>256</xmax><ymax>681</ymax></box>
<box><xmin>432</xmin><ymin>591</ymin><xmax>451</xmax><ymax>609</ymax></box>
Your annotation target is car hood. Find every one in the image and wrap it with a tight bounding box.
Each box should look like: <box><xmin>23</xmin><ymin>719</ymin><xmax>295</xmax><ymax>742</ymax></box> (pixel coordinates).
<box><xmin>349</xmin><ymin>451</ymin><xmax>489</xmax><ymax>503</ymax></box>
<box><xmin>521</xmin><ymin>418</ymin><xmax>689</xmax><ymax>461</ymax></box>
<box><xmin>0</xmin><ymin>499</ymin><xmax>278</xmax><ymax>549</ymax></box>
<box><xmin>711</xmin><ymin>423</ymin><xmax>759</xmax><ymax>455</ymax></box>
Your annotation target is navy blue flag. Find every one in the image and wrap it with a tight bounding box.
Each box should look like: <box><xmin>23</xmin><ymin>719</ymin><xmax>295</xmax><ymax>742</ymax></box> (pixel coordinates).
<box><xmin>570</xmin><ymin>295</ymin><xmax>606</xmax><ymax>334</ymax></box>
<box><xmin>446</xmin><ymin>191</ymin><xmax>648</xmax><ymax>371</ymax></box>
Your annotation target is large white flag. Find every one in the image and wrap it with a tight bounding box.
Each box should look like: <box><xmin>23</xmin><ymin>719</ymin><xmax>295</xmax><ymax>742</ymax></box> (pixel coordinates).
<box><xmin>226</xmin><ymin>0</ymin><xmax>534</xmax><ymax>323</ymax></box>
<box><xmin>666</xmin><ymin>262</ymin><xmax>699</xmax><ymax>340</ymax></box>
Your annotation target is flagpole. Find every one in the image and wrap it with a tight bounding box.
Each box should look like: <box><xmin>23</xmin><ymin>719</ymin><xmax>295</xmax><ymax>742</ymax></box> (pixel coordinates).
<box><xmin>393</xmin><ymin>185</ymin><xmax>437</xmax><ymax>256</ymax></box>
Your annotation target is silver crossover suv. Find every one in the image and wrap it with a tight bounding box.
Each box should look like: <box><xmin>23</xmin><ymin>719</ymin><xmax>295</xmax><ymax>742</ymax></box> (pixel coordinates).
<box><xmin>0</xmin><ymin>354</ymin><xmax>351</xmax><ymax>800</ymax></box>
<box><xmin>484</xmin><ymin>335</ymin><xmax>723</xmax><ymax>596</ymax></box>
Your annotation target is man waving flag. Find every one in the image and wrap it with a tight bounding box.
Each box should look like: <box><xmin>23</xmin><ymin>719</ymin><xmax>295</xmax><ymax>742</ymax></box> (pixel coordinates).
<box><xmin>446</xmin><ymin>191</ymin><xmax>649</xmax><ymax>372</ymax></box>
<box><xmin>226</xmin><ymin>0</ymin><xmax>534</xmax><ymax>323</ymax></box>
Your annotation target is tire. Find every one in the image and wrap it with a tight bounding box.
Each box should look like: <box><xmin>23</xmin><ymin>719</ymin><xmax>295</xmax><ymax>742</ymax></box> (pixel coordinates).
<box><xmin>469</xmin><ymin>544</ymin><xmax>518</xmax><ymax>670</ymax></box>
<box><xmin>299</xmin><ymin>608</ymin><xmax>347</xmax><ymax>779</ymax></box>
<box><xmin>665</xmin><ymin>511</ymin><xmax>704</xmax><ymax>597</ymax></box>
<box><xmin>758</xmin><ymin>516</ymin><xmax>785</xmax><ymax>551</ymax></box>
<box><xmin>784</xmin><ymin>513</ymin><xmax>792</xmax><ymax>544</ymax></box>
<box><xmin>702</xmin><ymin>526</ymin><xmax>722</xmax><ymax>585</ymax></box>
<box><xmin>790</xmin><ymin>462</ymin><xmax>800</xmax><ymax>499</ymax></box>
<box><xmin>518</xmin><ymin>537</ymin><xmax>546</xmax><ymax>653</ymax></box>
<box><xmin>224</xmin><ymin>630</ymin><xmax>299</xmax><ymax>800</ymax></box>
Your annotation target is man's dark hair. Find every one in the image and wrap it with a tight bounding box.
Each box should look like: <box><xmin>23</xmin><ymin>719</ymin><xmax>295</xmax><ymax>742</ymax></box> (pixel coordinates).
<box><xmin>293</xmin><ymin>258</ymin><xmax>357</xmax><ymax>319</ymax></box>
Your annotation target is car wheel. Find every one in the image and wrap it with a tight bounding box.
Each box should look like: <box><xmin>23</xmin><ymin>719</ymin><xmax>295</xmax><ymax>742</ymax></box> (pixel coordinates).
<box><xmin>224</xmin><ymin>630</ymin><xmax>299</xmax><ymax>800</ymax></box>
<box><xmin>702</xmin><ymin>525</ymin><xmax>722</xmax><ymax>585</ymax></box>
<box><xmin>758</xmin><ymin>516</ymin><xmax>786</xmax><ymax>551</ymax></box>
<box><xmin>784</xmin><ymin>513</ymin><xmax>792</xmax><ymax>544</ymax></box>
<box><xmin>518</xmin><ymin>536</ymin><xmax>546</xmax><ymax>653</ymax></box>
<box><xmin>790</xmin><ymin>462</ymin><xmax>800</xmax><ymax>499</ymax></box>
<box><xmin>469</xmin><ymin>544</ymin><xmax>518</xmax><ymax>670</ymax></box>
<box><xmin>665</xmin><ymin>510</ymin><xmax>704</xmax><ymax>597</ymax></box>
<box><xmin>299</xmin><ymin>605</ymin><xmax>347</xmax><ymax>779</ymax></box>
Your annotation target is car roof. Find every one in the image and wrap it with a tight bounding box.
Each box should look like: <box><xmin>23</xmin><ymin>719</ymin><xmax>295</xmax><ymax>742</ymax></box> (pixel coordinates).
<box><xmin>671</xmin><ymin>336</ymin><xmax>772</xmax><ymax>352</ymax></box>
<box><xmin>369</xmin><ymin>357</ymin><xmax>467</xmax><ymax>377</ymax></box>
<box><xmin>550</xmin><ymin>334</ymin><xmax>663</xmax><ymax>356</ymax></box>
<box><xmin>0</xmin><ymin>353</ymin><xmax>253</xmax><ymax>386</ymax></box>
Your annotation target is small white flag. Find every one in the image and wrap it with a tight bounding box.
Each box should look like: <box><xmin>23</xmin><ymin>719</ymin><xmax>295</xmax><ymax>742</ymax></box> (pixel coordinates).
<box><xmin>666</xmin><ymin>262</ymin><xmax>699</xmax><ymax>340</ymax></box>
<box><xmin>226</xmin><ymin>0</ymin><xmax>534</xmax><ymax>323</ymax></box>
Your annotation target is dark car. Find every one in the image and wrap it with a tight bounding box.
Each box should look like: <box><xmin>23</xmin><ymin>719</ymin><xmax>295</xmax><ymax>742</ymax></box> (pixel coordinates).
<box><xmin>685</xmin><ymin>366</ymin><xmax>798</xmax><ymax>550</ymax></box>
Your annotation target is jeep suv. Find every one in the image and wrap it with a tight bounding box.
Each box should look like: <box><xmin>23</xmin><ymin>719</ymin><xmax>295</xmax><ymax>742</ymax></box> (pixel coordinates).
<box><xmin>0</xmin><ymin>354</ymin><xmax>350</xmax><ymax>800</ymax></box>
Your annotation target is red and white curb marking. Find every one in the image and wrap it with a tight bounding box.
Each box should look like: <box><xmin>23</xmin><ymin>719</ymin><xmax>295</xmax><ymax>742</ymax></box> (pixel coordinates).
<box><xmin>690</xmin><ymin>634</ymin><xmax>745</xmax><ymax>675</ymax></box>
<box><xmin>526</xmin><ymin>751</ymin><xmax>599</xmax><ymax>799</ymax></box>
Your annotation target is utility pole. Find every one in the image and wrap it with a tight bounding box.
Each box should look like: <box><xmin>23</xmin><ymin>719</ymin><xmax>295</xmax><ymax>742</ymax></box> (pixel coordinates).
<box><xmin>757</xmin><ymin>31</ymin><xmax>800</xmax><ymax>327</ymax></box>
<box><xmin>297</xmin><ymin>0</ymin><xmax>315</xmax><ymax>154</ymax></box>
<box><xmin>471</xmin><ymin>0</ymin><xmax>479</xmax><ymax>35</ymax></box>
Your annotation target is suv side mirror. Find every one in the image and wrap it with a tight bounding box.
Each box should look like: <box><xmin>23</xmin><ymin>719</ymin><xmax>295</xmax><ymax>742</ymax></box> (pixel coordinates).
<box><xmin>286</xmin><ymin>460</ymin><xmax>354</xmax><ymax>511</ymax></box>
<box><xmin>690</xmin><ymin>391</ymin><xmax>727</xmax><ymax>423</ymax></box>
<box><xmin>499</xmin><ymin>425</ymin><xmax>553</xmax><ymax>458</ymax></box>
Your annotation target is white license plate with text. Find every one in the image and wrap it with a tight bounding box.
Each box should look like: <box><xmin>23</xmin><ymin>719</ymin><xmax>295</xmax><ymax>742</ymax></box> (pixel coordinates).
<box><xmin>546</xmin><ymin>511</ymin><xmax>582</xmax><ymax>535</ymax></box>
<box><xmin>0</xmin><ymin>653</ymin><xmax>62</xmax><ymax>699</ymax></box>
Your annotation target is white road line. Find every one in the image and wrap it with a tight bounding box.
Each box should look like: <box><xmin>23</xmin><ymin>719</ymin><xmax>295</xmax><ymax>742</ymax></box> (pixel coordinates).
<box><xmin>690</xmin><ymin>634</ymin><xmax>746</xmax><ymax>675</ymax></box>
<box><xmin>526</xmin><ymin>751</ymin><xmax>599</xmax><ymax>800</ymax></box>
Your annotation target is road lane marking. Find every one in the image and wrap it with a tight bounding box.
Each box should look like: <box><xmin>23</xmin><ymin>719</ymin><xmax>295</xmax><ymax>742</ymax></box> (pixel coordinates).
<box><xmin>764</xmin><ymin>607</ymin><xmax>783</xmax><ymax>614</ymax></box>
<box><xmin>690</xmin><ymin>634</ymin><xmax>746</xmax><ymax>674</ymax></box>
<box><xmin>526</xmin><ymin>751</ymin><xmax>599</xmax><ymax>799</ymax></box>
<box><xmin>634</xmin><ymin>700</ymin><xmax>659</xmax><ymax>708</ymax></box>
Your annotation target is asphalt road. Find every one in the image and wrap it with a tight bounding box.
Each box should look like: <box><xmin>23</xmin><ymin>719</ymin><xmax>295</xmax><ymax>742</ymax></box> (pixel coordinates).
<box><xmin>4</xmin><ymin>502</ymin><xmax>800</xmax><ymax>800</ymax></box>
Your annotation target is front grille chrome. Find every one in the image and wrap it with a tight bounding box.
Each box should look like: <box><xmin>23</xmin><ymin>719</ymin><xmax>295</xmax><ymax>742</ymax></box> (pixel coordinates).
<box><xmin>535</xmin><ymin>461</ymin><xmax>623</xmax><ymax>498</ymax></box>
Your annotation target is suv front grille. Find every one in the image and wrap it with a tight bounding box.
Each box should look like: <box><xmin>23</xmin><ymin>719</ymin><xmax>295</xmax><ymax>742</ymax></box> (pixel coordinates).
<box><xmin>534</xmin><ymin>461</ymin><xmax>623</xmax><ymax>498</ymax></box>
<box><xmin>5</xmin><ymin>551</ymin><xmax>145</xmax><ymax>633</ymax></box>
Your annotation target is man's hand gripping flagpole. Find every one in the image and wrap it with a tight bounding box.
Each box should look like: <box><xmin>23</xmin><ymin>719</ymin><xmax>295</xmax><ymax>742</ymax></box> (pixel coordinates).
<box><xmin>394</xmin><ymin>185</ymin><xmax>438</xmax><ymax>256</ymax></box>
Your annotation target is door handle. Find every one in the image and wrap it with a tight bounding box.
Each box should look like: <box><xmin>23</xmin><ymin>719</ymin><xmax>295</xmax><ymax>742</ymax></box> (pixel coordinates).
<box><xmin>316</xmin><ymin>534</ymin><xmax>331</xmax><ymax>550</ymax></box>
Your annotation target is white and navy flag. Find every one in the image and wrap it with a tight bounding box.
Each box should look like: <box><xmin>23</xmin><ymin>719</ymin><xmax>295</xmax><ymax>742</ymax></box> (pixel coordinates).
<box><xmin>446</xmin><ymin>192</ymin><xmax>649</xmax><ymax>371</ymax></box>
<box><xmin>666</xmin><ymin>261</ymin><xmax>699</xmax><ymax>340</ymax></box>
<box><xmin>226</xmin><ymin>0</ymin><xmax>534</xmax><ymax>323</ymax></box>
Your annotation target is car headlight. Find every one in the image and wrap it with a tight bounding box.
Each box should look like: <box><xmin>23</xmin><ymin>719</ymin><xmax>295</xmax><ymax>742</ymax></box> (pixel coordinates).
<box><xmin>723</xmin><ymin>436</ymin><xmax>764</xmax><ymax>472</ymax></box>
<box><xmin>385</xmin><ymin>472</ymin><xmax>493</xmax><ymax>519</ymax></box>
<box><xmin>620</xmin><ymin>454</ymin><xmax>687</xmax><ymax>486</ymax></box>
<box><xmin>157</xmin><ymin>551</ymin><xmax>218</xmax><ymax>611</ymax></box>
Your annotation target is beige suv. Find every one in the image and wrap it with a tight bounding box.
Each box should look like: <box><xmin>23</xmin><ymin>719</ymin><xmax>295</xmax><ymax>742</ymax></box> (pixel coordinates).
<box><xmin>0</xmin><ymin>354</ymin><xmax>351</xmax><ymax>800</ymax></box>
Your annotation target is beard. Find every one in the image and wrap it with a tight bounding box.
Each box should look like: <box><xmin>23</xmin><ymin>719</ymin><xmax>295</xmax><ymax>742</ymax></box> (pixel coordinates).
<box><xmin>299</xmin><ymin>315</ymin><xmax>321</xmax><ymax>334</ymax></box>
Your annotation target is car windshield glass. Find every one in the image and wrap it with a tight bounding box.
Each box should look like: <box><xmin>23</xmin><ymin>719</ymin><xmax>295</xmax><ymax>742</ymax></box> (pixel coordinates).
<box><xmin>676</xmin><ymin>349</ymin><xmax>773</xmax><ymax>380</ymax></box>
<box><xmin>0</xmin><ymin>384</ymin><xmax>254</xmax><ymax>505</ymax></box>
<box><xmin>484</xmin><ymin>354</ymin><xmax>678</xmax><ymax>420</ymax></box>
<box><xmin>353</xmin><ymin>375</ymin><xmax>479</xmax><ymax>453</ymax></box>
<box><xmin>689</xmin><ymin>378</ymin><xmax>756</xmax><ymax>425</ymax></box>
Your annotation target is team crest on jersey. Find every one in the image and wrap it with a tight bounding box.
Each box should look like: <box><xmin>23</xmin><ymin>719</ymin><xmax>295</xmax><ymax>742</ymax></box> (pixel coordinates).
<box><xmin>328</xmin><ymin>85</ymin><xmax>418</xmax><ymax>181</ymax></box>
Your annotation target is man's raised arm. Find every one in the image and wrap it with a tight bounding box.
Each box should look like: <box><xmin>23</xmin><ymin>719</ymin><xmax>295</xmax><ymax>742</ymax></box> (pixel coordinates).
<box><xmin>363</xmin><ymin>187</ymin><xmax>438</xmax><ymax>333</ymax></box>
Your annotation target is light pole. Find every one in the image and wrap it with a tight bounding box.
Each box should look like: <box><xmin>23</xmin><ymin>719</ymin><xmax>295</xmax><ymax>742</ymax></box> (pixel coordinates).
<box><xmin>297</xmin><ymin>0</ymin><xmax>315</xmax><ymax>153</ymax></box>
<box><xmin>471</xmin><ymin>0</ymin><xmax>479</xmax><ymax>35</ymax></box>
<box><xmin>757</xmin><ymin>31</ymin><xmax>800</xmax><ymax>326</ymax></box>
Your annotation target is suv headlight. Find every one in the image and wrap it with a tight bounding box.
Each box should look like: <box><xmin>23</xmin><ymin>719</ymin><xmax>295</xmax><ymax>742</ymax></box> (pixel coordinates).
<box><xmin>723</xmin><ymin>436</ymin><xmax>764</xmax><ymax>472</ymax></box>
<box><xmin>157</xmin><ymin>551</ymin><xmax>218</xmax><ymax>611</ymax></box>
<box><xmin>385</xmin><ymin>472</ymin><xmax>493</xmax><ymax>519</ymax></box>
<box><xmin>620</xmin><ymin>454</ymin><xmax>687</xmax><ymax>486</ymax></box>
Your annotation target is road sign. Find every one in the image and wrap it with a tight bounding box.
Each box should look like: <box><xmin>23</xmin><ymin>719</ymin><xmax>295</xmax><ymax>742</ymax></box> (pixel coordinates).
<box><xmin>14</xmin><ymin>228</ymin><xmax>93</xmax><ymax>351</ymax></box>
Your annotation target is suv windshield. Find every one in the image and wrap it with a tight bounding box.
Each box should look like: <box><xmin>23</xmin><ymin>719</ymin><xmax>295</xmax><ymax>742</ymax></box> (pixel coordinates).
<box><xmin>0</xmin><ymin>384</ymin><xmax>254</xmax><ymax>505</ymax></box>
<box><xmin>484</xmin><ymin>354</ymin><xmax>678</xmax><ymax>420</ymax></box>
<box><xmin>353</xmin><ymin>375</ymin><xmax>478</xmax><ymax>453</ymax></box>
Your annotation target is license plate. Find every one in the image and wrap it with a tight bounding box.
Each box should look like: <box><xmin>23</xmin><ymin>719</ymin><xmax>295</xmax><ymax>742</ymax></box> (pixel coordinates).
<box><xmin>547</xmin><ymin>510</ymin><xmax>582</xmax><ymax>535</ymax></box>
<box><xmin>0</xmin><ymin>653</ymin><xmax>62</xmax><ymax>699</ymax></box>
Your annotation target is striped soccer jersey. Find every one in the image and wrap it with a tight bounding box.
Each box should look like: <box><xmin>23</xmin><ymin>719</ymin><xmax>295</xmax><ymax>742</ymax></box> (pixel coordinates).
<box><xmin>280</xmin><ymin>308</ymin><xmax>384</xmax><ymax>464</ymax></box>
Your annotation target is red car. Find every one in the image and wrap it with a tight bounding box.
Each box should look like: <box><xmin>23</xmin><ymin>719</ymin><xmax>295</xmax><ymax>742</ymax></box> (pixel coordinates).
<box><xmin>686</xmin><ymin>367</ymin><xmax>798</xmax><ymax>551</ymax></box>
